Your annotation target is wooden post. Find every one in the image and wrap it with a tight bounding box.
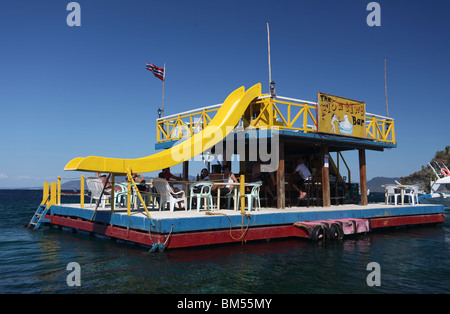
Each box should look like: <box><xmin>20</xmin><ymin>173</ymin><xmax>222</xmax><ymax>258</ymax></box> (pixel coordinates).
<box><xmin>276</xmin><ymin>140</ymin><xmax>285</xmax><ymax>209</ymax></box>
<box><xmin>182</xmin><ymin>160</ymin><xmax>189</xmax><ymax>180</ymax></box>
<box><xmin>240</xmin><ymin>159</ymin><xmax>246</xmax><ymax>175</ymax></box>
<box><xmin>240</xmin><ymin>143</ymin><xmax>248</xmax><ymax>175</ymax></box>
<box><xmin>322</xmin><ymin>145</ymin><xmax>331</xmax><ymax>207</ymax></box>
<box><xmin>359</xmin><ymin>149</ymin><xmax>368</xmax><ymax>206</ymax></box>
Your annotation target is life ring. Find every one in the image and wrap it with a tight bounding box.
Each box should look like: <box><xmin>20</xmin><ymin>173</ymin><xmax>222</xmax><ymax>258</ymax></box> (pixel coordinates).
<box><xmin>441</xmin><ymin>168</ymin><xmax>450</xmax><ymax>177</ymax></box>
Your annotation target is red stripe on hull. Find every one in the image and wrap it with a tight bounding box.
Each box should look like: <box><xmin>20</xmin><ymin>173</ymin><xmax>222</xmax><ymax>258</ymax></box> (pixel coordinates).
<box><xmin>48</xmin><ymin>213</ymin><xmax>445</xmax><ymax>249</ymax></box>
<box><xmin>370</xmin><ymin>214</ymin><xmax>445</xmax><ymax>229</ymax></box>
<box><xmin>49</xmin><ymin>215</ymin><xmax>309</xmax><ymax>249</ymax></box>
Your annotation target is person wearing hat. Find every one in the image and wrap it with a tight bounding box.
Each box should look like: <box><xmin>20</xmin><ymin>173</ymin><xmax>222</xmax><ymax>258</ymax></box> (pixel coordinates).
<box><xmin>95</xmin><ymin>172</ymin><xmax>122</xmax><ymax>194</ymax></box>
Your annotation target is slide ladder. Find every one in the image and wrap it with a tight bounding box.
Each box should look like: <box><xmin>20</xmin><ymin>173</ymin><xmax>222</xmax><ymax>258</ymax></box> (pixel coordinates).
<box><xmin>27</xmin><ymin>181</ymin><xmax>56</xmax><ymax>230</ymax></box>
<box><xmin>27</xmin><ymin>204</ymin><xmax>51</xmax><ymax>230</ymax></box>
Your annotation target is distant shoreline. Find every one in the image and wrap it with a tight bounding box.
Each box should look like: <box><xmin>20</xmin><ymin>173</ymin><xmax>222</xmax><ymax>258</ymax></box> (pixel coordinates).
<box><xmin>0</xmin><ymin>176</ymin><xmax>401</xmax><ymax>193</ymax></box>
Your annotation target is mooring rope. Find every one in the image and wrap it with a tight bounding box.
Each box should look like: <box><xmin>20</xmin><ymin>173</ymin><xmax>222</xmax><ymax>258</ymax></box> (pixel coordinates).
<box><xmin>163</xmin><ymin>224</ymin><xmax>174</xmax><ymax>246</ymax></box>
<box><xmin>148</xmin><ymin>224</ymin><xmax>174</xmax><ymax>253</ymax></box>
<box><xmin>205</xmin><ymin>211</ymin><xmax>251</xmax><ymax>242</ymax></box>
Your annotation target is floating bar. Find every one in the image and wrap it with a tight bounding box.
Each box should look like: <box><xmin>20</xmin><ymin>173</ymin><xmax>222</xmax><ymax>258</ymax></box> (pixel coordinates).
<box><xmin>30</xmin><ymin>83</ymin><xmax>445</xmax><ymax>251</ymax></box>
<box><xmin>41</xmin><ymin>203</ymin><xmax>445</xmax><ymax>249</ymax></box>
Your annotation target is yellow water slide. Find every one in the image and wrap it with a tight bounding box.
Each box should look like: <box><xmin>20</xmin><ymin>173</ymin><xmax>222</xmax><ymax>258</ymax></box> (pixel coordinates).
<box><xmin>64</xmin><ymin>83</ymin><xmax>262</xmax><ymax>174</ymax></box>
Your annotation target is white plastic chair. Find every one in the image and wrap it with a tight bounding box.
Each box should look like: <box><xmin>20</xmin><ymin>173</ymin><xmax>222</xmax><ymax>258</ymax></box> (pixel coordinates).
<box><xmin>404</xmin><ymin>185</ymin><xmax>420</xmax><ymax>205</ymax></box>
<box><xmin>113</xmin><ymin>182</ymin><xmax>130</xmax><ymax>208</ymax></box>
<box><xmin>238</xmin><ymin>181</ymin><xmax>262</xmax><ymax>212</ymax></box>
<box><xmin>385</xmin><ymin>184</ymin><xmax>400</xmax><ymax>205</ymax></box>
<box><xmin>221</xmin><ymin>188</ymin><xmax>236</xmax><ymax>209</ymax></box>
<box><xmin>153</xmin><ymin>179</ymin><xmax>186</xmax><ymax>212</ymax></box>
<box><xmin>86</xmin><ymin>177</ymin><xmax>111</xmax><ymax>208</ymax></box>
<box><xmin>189</xmin><ymin>182</ymin><xmax>214</xmax><ymax>212</ymax></box>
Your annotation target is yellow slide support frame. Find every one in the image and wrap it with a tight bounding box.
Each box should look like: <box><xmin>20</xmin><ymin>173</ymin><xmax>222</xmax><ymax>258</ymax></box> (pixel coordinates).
<box><xmin>64</xmin><ymin>84</ymin><xmax>262</xmax><ymax>174</ymax></box>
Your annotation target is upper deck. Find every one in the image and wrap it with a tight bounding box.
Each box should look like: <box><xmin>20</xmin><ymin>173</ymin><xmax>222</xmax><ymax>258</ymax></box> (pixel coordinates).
<box><xmin>155</xmin><ymin>94</ymin><xmax>396</xmax><ymax>152</ymax></box>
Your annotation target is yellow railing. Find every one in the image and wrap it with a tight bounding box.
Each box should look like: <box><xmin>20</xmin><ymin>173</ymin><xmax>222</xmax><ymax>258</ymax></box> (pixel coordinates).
<box><xmin>365</xmin><ymin>113</ymin><xmax>396</xmax><ymax>144</ymax></box>
<box><xmin>248</xmin><ymin>96</ymin><xmax>317</xmax><ymax>132</ymax></box>
<box><xmin>156</xmin><ymin>95</ymin><xmax>396</xmax><ymax>145</ymax></box>
<box><xmin>40</xmin><ymin>181</ymin><xmax>57</xmax><ymax>208</ymax></box>
<box><xmin>49</xmin><ymin>173</ymin><xmax>152</xmax><ymax>218</ymax></box>
<box><xmin>55</xmin><ymin>175</ymin><xmax>86</xmax><ymax>207</ymax></box>
<box><xmin>157</xmin><ymin>104</ymin><xmax>220</xmax><ymax>143</ymax></box>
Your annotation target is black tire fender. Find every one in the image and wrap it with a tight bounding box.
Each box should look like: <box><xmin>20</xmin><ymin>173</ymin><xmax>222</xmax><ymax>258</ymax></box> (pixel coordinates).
<box><xmin>309</xmin><ymin>224</ymin><xmax>325</xmax><ymax>241</ymax></box>
<box><xmin>327</xmin><ymin>223</ymin><xmax>344</xmax><ymax>240</ymax></box>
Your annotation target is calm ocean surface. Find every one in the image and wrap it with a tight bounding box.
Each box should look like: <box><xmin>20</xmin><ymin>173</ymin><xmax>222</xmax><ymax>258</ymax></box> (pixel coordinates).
<box><xmin>1</xmin><ymin>189</ymin><xmax>449</xmax><ymax>294</ymax></box>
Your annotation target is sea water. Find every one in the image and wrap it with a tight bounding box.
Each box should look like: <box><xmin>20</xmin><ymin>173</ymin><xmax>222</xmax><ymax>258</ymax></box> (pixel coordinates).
<box><xmin>1</xmin><ymin>189</ymin><xmax>449</xmax><ymax>294</ymax></box>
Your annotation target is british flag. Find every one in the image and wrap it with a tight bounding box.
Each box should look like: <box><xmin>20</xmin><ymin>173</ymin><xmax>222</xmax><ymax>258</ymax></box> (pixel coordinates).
<box><xmin>146</xmin><ymin>63</ymin><xmax>165</xmax><ymax>81</ymax></box>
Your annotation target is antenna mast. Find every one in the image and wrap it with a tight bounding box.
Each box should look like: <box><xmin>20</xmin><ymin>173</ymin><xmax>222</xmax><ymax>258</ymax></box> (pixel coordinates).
<box><xmin>267</xmin><ymin>23</ymin><xmax>272</xmax><ymax>84</ymax></box>
<box><xmin>385</xmin><ymin>59</ymin><xmax>389</xmax><ymax>117</ymax></box>
<box><xmin>267</xmin><ymin>23</ymin><xmax>276</xmax><ymax>96</ymax></box>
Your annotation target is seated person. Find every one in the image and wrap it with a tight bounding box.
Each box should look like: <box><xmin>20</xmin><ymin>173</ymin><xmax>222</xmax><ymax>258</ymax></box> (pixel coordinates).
<box><xmin>132</xmin><ymin>173</ymin><xmax>147</xmax><ymax>192</ymax></box>
<box><xmin>252</xmin><ymin>159</ymin><xmax>275</xmax><ymax>198</ymax></box>
<box><xmin>192</xmin><ymin>168</ymin><xmax>211</xmax><ymax>193</ymax></box>
<box><xmin>96</xmin><ymin>172</ymin><xmax>122</xmax><ymax>194</ymax></box>
<box><xmin>156</xmin><ymin>172</ymin><xmax>184</xmax><ymax>208</ymax></box>
<box><xmin>191</xmin><ymin>168</ymin><xmax>211</xmax><ymax>207</ymax></box>
<box><xmin>162</xmin><ymin>167</ymin><xmax>182</xmax><ymax>181</ymax></box>
<box><xmin>199</xmin><ymin>168</ymin><xmax>210</xmax><ymax>181</ymax></box>
<box><xmin>158</xmin><ymin>168</ymin><xmax>181</xmax><ymax>193</ymax></box>
<box><xmin>291</xmin><ymin>157</ymin><xmax>312</xmax><ymax>199</ymax></box>
<box><xmin>162</xmin><ymin>167</ymin><xmax>182</xmax><ymax>192</ymax></box>
<box><xmin>211</xmin><ymin>165</ymin><xmax>239</xmax><ymax>208</ymax></box>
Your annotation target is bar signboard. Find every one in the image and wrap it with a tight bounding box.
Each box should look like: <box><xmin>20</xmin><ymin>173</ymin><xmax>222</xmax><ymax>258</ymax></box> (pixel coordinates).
<box><xmin>317</xmin><ymin>92</ymin><xmax>366</xmax><ymax>138</ymax></box>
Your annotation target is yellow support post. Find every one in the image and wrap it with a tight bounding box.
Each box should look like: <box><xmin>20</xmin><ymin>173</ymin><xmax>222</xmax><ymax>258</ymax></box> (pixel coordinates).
<box><xmin>268</xmin><ymin>98</ymin><xmax>274</xmax><ymax>126</ymax></box>
<box><xmin>57</xmin><ymin>176</ymin><xmax>61</xmax><ymax>204</ymax></box>
<box><xmin>127</xmin><ymin>177</ymin><xmax>132</xmax><ymax>216</ymax></box>
<box><xmin>111</xmin><ymin>174</ymin><xmax>115</xmax><ymax>213</ymax></box>
<box><xmin>80</xmin><ymin>175</ymin><xmax>84</xmax><ymax>208</ymax></box>
<box><xmin>240</xmin><ymin>174</ymin><xmax>245</xmax><ymax>214</ymax></box>
<box><xmin>303</xmin><ymin>108</ymin><xmax>308</xmax><ymax>131</ymax></box>
<box><xmin>126</xmin><ymin>167</ymin><xmax>151</xmax><ymax>218</ymax></box>
<box><xmin>50</xmin><ymin>182</ymin><xmax>57</xmax><ymax>206</ymax></box>
<box><xmin>390</xmin><ymin>121</ymin><xmax>396</xmax><ymax>143</ymax></box>
<box><xmin>41</xmin><ymin>182</ymin><xmax>49</xmax><ymax>205</ymax></box>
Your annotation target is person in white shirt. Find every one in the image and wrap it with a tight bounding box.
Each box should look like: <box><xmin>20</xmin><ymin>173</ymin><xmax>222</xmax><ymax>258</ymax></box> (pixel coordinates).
<box><xmin>292</xmin><ymin>157</ymin><xmax>312</xmax><ymax>199</ymax></box>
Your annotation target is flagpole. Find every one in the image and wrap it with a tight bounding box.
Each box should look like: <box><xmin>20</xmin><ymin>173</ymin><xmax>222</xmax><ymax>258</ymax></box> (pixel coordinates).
<box><xmin>162</xmin><ymin>62</ymin><xmax>165</xmax><ymax>117</ymax></box>
<box><xmin>267</xmin><ymin>22</ymin><xmax>272</xmax><ymax>86</ymax></box>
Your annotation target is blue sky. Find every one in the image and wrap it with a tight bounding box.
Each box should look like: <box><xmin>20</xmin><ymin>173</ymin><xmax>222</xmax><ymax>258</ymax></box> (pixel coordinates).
<box><xmin>0</xmin><ymin>0</ymin><xmax>449</xmax><ymax>188</ymax></box>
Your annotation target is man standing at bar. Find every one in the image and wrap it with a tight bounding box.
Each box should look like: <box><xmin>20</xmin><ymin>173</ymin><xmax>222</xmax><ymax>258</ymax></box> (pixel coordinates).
<box><xmin>291</xmin><ymin>157</ymin><xmax>312</xmax><ymax>199</ymax></box>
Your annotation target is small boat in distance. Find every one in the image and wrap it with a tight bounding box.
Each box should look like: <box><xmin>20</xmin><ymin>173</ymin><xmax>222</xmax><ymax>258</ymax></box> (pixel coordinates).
<box><xmin>419</xmin><ymin>162</ymin><xmax>450</xmax><ymax>209</ymax></box>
